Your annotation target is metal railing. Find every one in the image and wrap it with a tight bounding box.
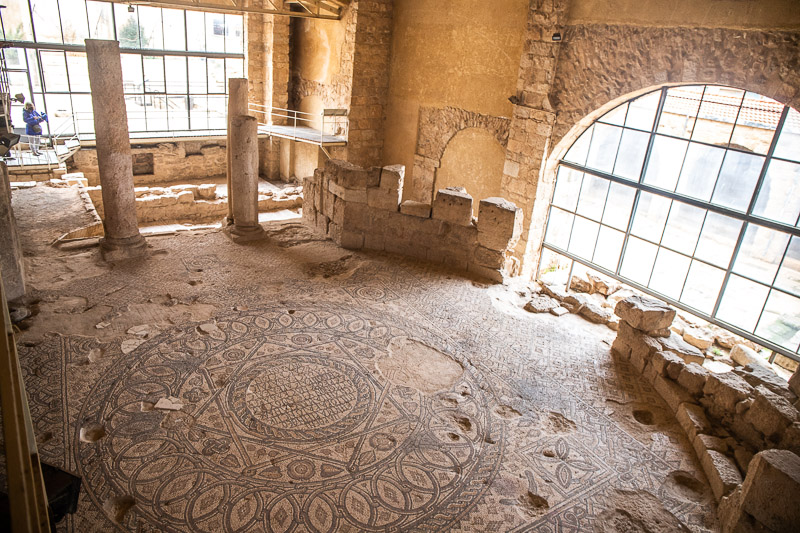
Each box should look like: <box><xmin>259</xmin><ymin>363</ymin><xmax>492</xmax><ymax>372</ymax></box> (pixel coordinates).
<box><xmin>248</xmin><ymin>104</ymin><xmax>349</xmax><ymax>145</ymax></box>
<box><xmin>10</xmin><ymin>114</ymin><xmax>81</xmax><ymax>170</ymax></box>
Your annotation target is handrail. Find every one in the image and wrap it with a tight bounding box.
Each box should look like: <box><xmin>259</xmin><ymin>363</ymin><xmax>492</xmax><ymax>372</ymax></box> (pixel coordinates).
<box><xmin>0</xmin><ymin>269</ymin><xmax>51</xmax><ymax>531</ymax></box>
<box><xmin>247</xmin><ymin>104</ymin><xmax>349</xmax><ymax>147</ymax></box>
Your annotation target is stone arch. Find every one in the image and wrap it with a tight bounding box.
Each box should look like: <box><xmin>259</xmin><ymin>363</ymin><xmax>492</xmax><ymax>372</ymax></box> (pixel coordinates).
<box><xmin>410</xmin><ymin>106</ymin><xmax>510</xmax><ymax>202</ymax></box>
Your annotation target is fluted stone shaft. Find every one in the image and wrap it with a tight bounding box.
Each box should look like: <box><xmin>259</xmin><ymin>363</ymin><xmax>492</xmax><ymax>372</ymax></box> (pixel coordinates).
<box><xmin>85</xmin><ymin>39</ymin><xmax>146</xmax><ymax>261</ymax></box>
<box><xmin>226</xmin><ymin>78</ymin><xmax>249</xmax><ymax>223</ymax></box>
<box><xmin>228</xmin><ymin>114</ymin><xmax>265</xmax><ymax>241</ymax></box>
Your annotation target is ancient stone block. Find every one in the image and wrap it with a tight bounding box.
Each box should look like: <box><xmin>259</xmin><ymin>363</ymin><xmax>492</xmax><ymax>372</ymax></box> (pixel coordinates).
<box><xmin>779</xmin><ymin>422</ymin><xmax>800</xmax><ymax>456</ymax></box>
<box><xmin>196</xmin><ymin>184</ymin><xmax>217</xmax><ymax>200</ymax></box>
<box><xmin>702</xmin><ymin>449</ymin><xmax>743</xmax><ymax>500</ymax></box>
<box><xmin>611</xmin><ymin>337</ymin><xmax>632</xmax><ymax>359</ymax></box>
<box><xmin>651</xmin><ymin>350</ymin><xmax>686</xmax><ymax>378</ymax></box>
<box><xmin>433</xmin><ymin>187</ymin><xmax>473</xmax><ymax>226</ymax></box>
<box><xmin>745</xmin><ymin>386</ymin><xmax>798</xmax><ymax>441</ymax></box>
<box><xmin>659</xmin><ymin>332</ymin><xmax>705</xmax><ymax>365</ymax></box>
<box><xmin>466</xmin><ymin>262</ymin><xmax>504</xmax><ymax>283</ymax></box>
<box><xmin>654</xmin><ymin>375</ymin><xmax>693</xmax><ymax>413</ymax></box>
<box><xmin>325</xmin><ymin>158</ymin><xmax>371</xmax><ymax>189</ymax></box>
<box><xmin>367</xmin><ymin>186</ymin><xmax>400</xmax><ymax>211</ymax></box>
<box><xmin>399</xmin><ymin>200</ymin><xmax>431</xmax><ymax>218</ymax></box>
<box><xmin>614</xmin><ymin>295</ymin><xmax>676</xmax><ymax>333</ymax></box>
<box><xmin>731</xmin><ymin>344</ymin><xmax>762</xmax><ymax>368</ymax></box>
<box><xmin>789</xmin><ymin>367</ymin><xmax>800</xmax><ymax>398</ymax></box>
<box><xmin>473</xmin><ymin>246</ymin><xmax>508</xmax><ymax>270</ymax></box>
<box><xmin>579</xmin><ymin>302</ymin><xmax>613</xmax><ymax>324</ymax></box>
<box><xmin>476</xmin><ymin>197</ymin><xmax>523</xmax><ymax>251</ymax></box>
<box><xmin>734</xmin><ymin>364</ymin><xmax>797</xmax><ymax>402</ymax></box>
<box><xmin>704</xmin><ymin>373</ymin><xmax>755</xmax><ymax>415</ymax></box>
<box><xmin>677</xmin><ymin>402</ymin><xmax>711</xmax><ymax>441</ymax></box>
<box><xmin>739</xmin><ymin>449</ymin><xmax>800</xmax><ymax>531</ymax></box>
<box><xmin>524</xmin><ymin>295</ymin><xmax>558</xmax><ymax>313</ymax></box>
<box><xmin>678</xmin><ymin>363</ymin><xmax>709</xmax><ymax>397</ymax></box>
<box><xmin>329</xmin><ymin>180</ymin><xmax>368</xmax><ymax>203</ymax></box>
<box><xmin>683</xmin><ymin>327</ymin><xmax>714</xmax><ymax>350</ymax></box>
<box><xmin>340</xmin><ymin>230</ymin><xmax>364</xmax><ymax>250</ymax></box>
<box><xmin>694</xmin><ymin>433</ymin><xmax>729</xmax><ymax>460</ymax></box>
<box><xmin>569</xmin><ymin>275</ymin><xmax>593</xmax><ymax>293</ymax></box>
<box><xmin>587</xmin><ymin>273</ymin><xmax>619</xmax><ymax>296</ymax></box>
<box><xmin>380</xmin><ymin>164</ymin><xmax>405</xmax><ymax>192</ymax></box>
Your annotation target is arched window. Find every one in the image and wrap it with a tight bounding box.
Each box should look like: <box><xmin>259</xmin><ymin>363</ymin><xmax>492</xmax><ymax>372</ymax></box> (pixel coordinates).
<box><xmin>541</xmin><ymin>85</ymin><xmax>800</xmax><ymax>361</ymax></box>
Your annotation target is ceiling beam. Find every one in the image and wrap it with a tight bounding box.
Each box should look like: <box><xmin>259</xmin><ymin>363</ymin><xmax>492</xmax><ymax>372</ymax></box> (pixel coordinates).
<box><xmin>115</xmin><ymin>0</ymin><xmax>346</xmax><ymax>19</ymax></box>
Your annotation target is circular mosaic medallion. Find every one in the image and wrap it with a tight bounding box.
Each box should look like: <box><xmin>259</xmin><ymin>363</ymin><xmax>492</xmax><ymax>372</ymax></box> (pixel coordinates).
<box><xmin>76</xmin><ymin>308</ymin><xmax>502</xmax><ymax>532</ymax></box>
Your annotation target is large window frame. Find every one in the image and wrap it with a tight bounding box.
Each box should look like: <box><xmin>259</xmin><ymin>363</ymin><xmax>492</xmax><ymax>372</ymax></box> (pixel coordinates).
<box><xmin>0</xmin><ymin>0</ymin><xmax>245</xmax><ymax>138</ymax></box>
<box><xmin>541</xmin><ymin>85</ymin><xmax>800</xmax><ymax>362</ymax></box>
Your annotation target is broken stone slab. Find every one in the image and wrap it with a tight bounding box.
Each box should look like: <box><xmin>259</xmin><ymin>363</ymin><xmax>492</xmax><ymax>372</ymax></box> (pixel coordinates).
<box><xmin>614</xmin><ymin>295</ymin><xmax>676</xmax><ymax>333</ymax></box>
<box><xmin>701</xmin><ymin>449</ymin><xmax>742</xmax><ymax>501</ymax></box>
<box><xmin>704</xmin><ymin>372</ymin><xmax>754</xmax><ymax>415</ymax></box>
<box><xmin>734</xmin><ymin>363</ymin><xmax>797</xmax><ymax>402</ymax></box>
<box><xmin>683</xmin><ymin>327</ymin><xmax>714</xmax><ymax>351</ymax></box>
<box><xmin>677</xmin><ymin>362</ymin><xmax>709</xmax><ymax>397</ymax></box>
<box><xmin>154</xmin><ymin>396</ymin><xmax>184</xmax><ymax>411</ymax></box>
<box><xmin>476</xmin><ymin>197</ymin><xmax>523</xmax><ymax>251</ymax></box>
<box><xmin>569</xmin><ymin>275</ymin><xmax>593</xmax><ymax>294</ymax></box>
<box><xmin>121</xmin><ymin>339</ymin><xmax>144</xmax><ymax>354</ymax></box>
<box><xmin>779</xmin><ymin>422</ymin><xmax>800</xmax><ymax>456</ymax></box>
<box><xmin>127</xmin><ymin>324</ymin><xmax>152</xmax><ymax>338</ymax></box>
<box><xmin>524</xmin><ymin>295</ymin><xmax>558</xmax><ymax>313</ymax></box>
<box><xmin>659</xmin><ymin>331</ymin><xmax>705</xmax><ymax>365</ymax></box>
<box><xmin>399</xmin><ymin>200</ymin><xmax>431</xmax><ymax>218</ymax></box>
<box><xmin>694</xmin><ymin>433</ymin><xmax>729</xmax><ymax>460</ymax></box>
<box><xmin>579</xmin><ymin>301</ymin><xmax>613</xmax><ymax>324</ymax></box>
<box><xmin>739</xmin><ymin>449</ymin><xmax>800</xmax><ymax>531</ymax></box>
<box><xmin>730</xmin><ymin>344</ymin><xmax>763</xmax><ymax>368</ymax></box>
<box><xmin>789</xmin><ymin>366</ymin><xmax>800</xmax><ymax>398</ymax></box>
<box><xmin>550</xmin><ymin>306</ymin><xmax>569</xmax><ymax>317</ymax></box>
<box><xmin>432</xmin><ymin>187</ymin><xmax>473</xmax><ymax>226</ymax></box>
<box><xmin>652</xmin><ymin>350</ymin><xmax>686</xmax><ymax>379</ymax></box>
<box><xmin>654</xmin><ymin>375</ymin><xmax>694</xmax><ymax>413</ymax></box>
<box><xmin>586</xmin><ymin>273</ymin><xmax>619</xmax><ymax>296</ymax></box>
<box><xmin>744</xmin><ymin>385</ymin><xmax>798</xmax><ymax>442</ymax></box>
<box><xmin>677</xmin><ymin>402</ymin><xmax>711</xmax><ymax>441</ymax></box>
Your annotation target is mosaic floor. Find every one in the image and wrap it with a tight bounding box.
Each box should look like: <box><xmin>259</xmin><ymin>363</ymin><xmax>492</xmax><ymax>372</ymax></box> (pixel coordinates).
<box><xmin>7</xmin><ymin>186</ymin><xmax>719</xmax><ymax>532</ymax></box>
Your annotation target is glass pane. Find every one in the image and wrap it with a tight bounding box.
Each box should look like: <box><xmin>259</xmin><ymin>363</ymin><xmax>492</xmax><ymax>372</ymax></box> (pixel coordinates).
<box><xmin>774</xmin><ymin>108</ymin><xmax>800</xmax><ymax>163</ymax></box>
<box><xmin>775</xmin><ymin>237</ymin><xmax>800</xmax><ymax>297</ymax></box>
<box><xmin>168</xmin><ymin>96</ymin><xmax>189</xmax><ymax>130</ymax></box>
<box><xmin>121</xmin><ymin>54</ymin><xmax>143</xmax><ymax>94</ymax></box>
<box><xmin>137</xmin><ymin>5</ymin><xmax>163</xmax><ymax>49</ymax></box>
<box><xmin>585</xmin><ymin>123</ymin><xmax>622</xmax><ymax>173</ymax></box>
<box><xmin>752</xmin><ymin>160</ymin><xmax>800</xmax><ymax>226</ymax></box>
<box><xmin>147</xmin><ymin>95</ymin><xmax>168</xmax><ymax>130</ymax></box>
<box><xmin>711</xmin><ymin>151</ymin><xmax>764</xmax><ymax>212</ymax></box>
<box><xmin>598</xmin><ymin>104</ymin><xmax>627</xmax><ymax>126</ymax></box>
<box><xmin>225</xmin><ymin>14</ymin><xmax>244</xmax><ymax>55</ymax></box>
<box><xmin>206</xmin><ymin>13</ymin><xmax>225</xmax><ymax>53</ymax></box>
<box><xmin>27</xmin><ymin>49</ymin><xmax>41</xmax><ymax>91</ymax></box>
<box><xmin>4</xmin><ymin>47</ymin><xmax>25</xmax><ymax>69</ymax></box>
<box><xmin>58</xmin><ymin>0</ymin><xmax>89</xmax><ymax>44</ymax></box>
<box><xmin>733</xmin><ymin>224</ymin><xmax>790</xmax><ymax>285</ymax></box>
<box><xmin>2</xmin><ymin>0</ymin><xmax>34</xmax><ymax>41</ymax></box>
<box><xmin>188</xmin><ymin>57</ymin><xmax>207</xmax><ymax>94</ymax></box>
<box><xmin>31</xmin><ymin>0</ymin><xmax>63</xmax><ymax>43</ymax></box>
<box><xmin>681</xmin><ymin>260</ymin><xmax>725</xmax><ymax>314</ymax></box>
<box><xmin>675</xmin><ymin>143</ymin><xmax>725</xmax><ymax>201</ymax></box>
<box><xmin>729</xmin><ymin>92</ymin><xmax>782</xmax><ymax>154</ymax></box>
<box><xmin>602</xmin><ymin>182</ymin><xmax>636</xmax><ymax>231</ymax></box>
<box><xmin>755</xmin><ymin>291</ymin><xmax>800</xmax><ymax>352</ymax></box>
<box><xmin>165</xmin><ymin>56</ymin><xmax>187</xmax><ymax>94</ymax></box>
<box><xmin>189</xmin><ymin>95</ymin><xmax>209</xmax><ymax>129</ymax></box>
<box><xmin>43</xmin><ymin>93</ymin><xmax>72</xmax><ymax>134</ymax></box>
<box><xmin>717</xmin><ymin>275</ymin><xmax>769</xmax><ymax>332</ymax></box>
<box><xmin>691</xmin><ymin>86</ymin><xmax>744</xmax><ymax>146</ymax></box>
<box><xmin>70</xmin><ymin>93</ymin><xmax>93</xmax><ymax>133</ymax></box>
<box><xmin>186</xmin><ymin>10</ymin><xmax>205</xmax><ymax>52</ymax></box>
<box><xmin>612</xmin><ymin>128</ymin><xmax>649</xmax><ymax>181</ymax></box>
<box><xmin>625</xmin><ymin>91</ymin><xmax>660</xmax><ymax>131</ymax></box>
<box><xmin>568</xmin><ymin>217</ymin><xmax>599</xmax><ymax>260</ymax></box>
<box><xmin>643</xmin><ymin>135</ymin><xmax>688</xmax><ymax>191</ymax></box>
<box><xmin>552</xmin><ymin>166</ymin><xmax>582</xmax><ymax>212</ymax></box>
<box><xmin>125</xmin><ymin>95</ymin><xmax>146</xmax><ymax>131</ymax></box>
<box><xmin>661</xmin><ymin>202</ymin><xmax>705</xmax><ymax>255</ymax></box>
<box><xmin>544</xmin><ymin>207</ymin><xmax>573</xmax><ymax>250</ymax></box>
<box><xmin>208</xmin><ymin>95</ymin><xmax>226</xmax><ymax>129</ymax></box>
<box><xmin>207</xmin><ymin>58</ymin><xmax>225</xmax><ymax>93</ymax></box>
<box><xmin>40</xmin><ymin>51</ymin><xmax>69</xmax><ymax>92</ymax></box>
<box><xmin>162</xmin><ymin>8</ymin><xmax>186</xmax><ymax>50</ymax></box>
<box><xmin>649</xmin><ymin>248</ymin><xmax>691</xmax><ymax>299</ymax></box>
<box><xmin>593</xmin><ymin>226</ymin><xmax>625</xmax><ymax>271</ymax></box>
<box><xmin>620</xmin><ymin>236</ymin><xmax>658</xmax><ymax>285</ymax></box>
<box><xmin>694</xmin><ymin>212</ymin><xmax>742</xmax><ymax>268</ymax></box>
<box><xmin>143</xmin><ymin>56</ymin><xmax>165</xmax><ymax>93</ymax></box>
<box><xmin>86</xmin><ymin>0</ymin><xmax>114</xmax><ymax>39</ymax></box>
<box><xmin>564</xmin><ymin>125</ymin><xmax>592</xmax><ymax>166</ymax></box>
<box><xmin>576</xmin><ymin>174</ymin><xmax>609</xmax><ymax>222</ymax></box>
<box><xmin>657</xmin><ymin>85</ymin><xmax>702</xmax><ymax>139</ymax></box>
<box><xmin>225</xmin><ymin>58</ymin><xmax>244</xmax><ymax>81</ymax></box>
<box><xmin>115</xmin><ymin>3</ymin><xmax>141</xmax><ymax>48</ymax></box>
<box><xmin>631</xmin><ymin>192</ymin><xmax>671</xmax><ymax>243</ymax></box>
<box><xmin>66</xmin><ymin>52</ymin><xmax>89</xmax><ymax>92</ymax></box>
<box><xmin>7</xmin><ymin>70</ymin><xmax>29</xmax><ymax>99</ymax></box>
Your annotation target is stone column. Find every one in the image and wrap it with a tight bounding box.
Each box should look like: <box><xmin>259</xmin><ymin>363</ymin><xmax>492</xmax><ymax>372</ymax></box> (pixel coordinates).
<box><xmin>226</xmin><ymin>78</ymin><xmax>249</xmax><ymax>223</ymax></box>
<box><xmin>225</xmin><ymin>115</ymin><xmax>265</xmax><ymax>242</ymax></box>
<box><xmin>85</xmin><ymin>39</ymin><xmax>147</xmax><ymax>262</ymax></box>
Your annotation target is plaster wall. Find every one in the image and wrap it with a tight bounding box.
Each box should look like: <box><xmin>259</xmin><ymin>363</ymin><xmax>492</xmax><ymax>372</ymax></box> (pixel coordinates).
<box><xmin>382</xmin><ymin>0</ymin><xmax>528</xmax><ymax>193</ymax></box>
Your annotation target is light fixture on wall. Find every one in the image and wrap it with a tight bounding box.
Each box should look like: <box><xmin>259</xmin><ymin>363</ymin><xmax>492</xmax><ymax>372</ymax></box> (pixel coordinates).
<box><xmin>128</xmin><ymin>4</ymin><xmax>135</xmax><ymax>12</ymax></box>
<box><xmin>551</xmin><ymin>33</ymin><xmax>562</xmax><ymax>42</ymax></box>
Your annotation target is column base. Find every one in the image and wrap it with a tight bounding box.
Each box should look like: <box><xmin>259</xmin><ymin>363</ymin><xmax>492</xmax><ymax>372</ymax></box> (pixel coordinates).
<box><xmin>224</xmin><ymin>223</ymin><xmax>266</xmax><ymax>243</ymax></box>
<box><xmin>99</xmin><ymin>234</ymin><xmax>148</xmax><ymax>262</ymax></box>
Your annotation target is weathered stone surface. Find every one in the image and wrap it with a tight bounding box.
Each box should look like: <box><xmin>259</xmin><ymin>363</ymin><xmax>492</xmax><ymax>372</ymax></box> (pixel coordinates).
<box><xmin>0</xmin><ymin>163</ymin><xmax>25</xmax><ymax>300</ymax></box>
<box><xmin>380</xmin><ymin>165</ymin><xmax>405</xmax><ymax>191</ymax></box>
<box><xmin>677</xmin><ymin>402</ymin><xmax>711</xmax><ymax>441</ymax></box>
<box><xmin>652</xmin><ymin>350</ymin><xmax>686</xmax><ymax>379</ymax></box>
<box><xmin>714</xmin><ymin>329</ymin><xmax>740</xmax><ymax>350</ymax></box>
<box><xmin>704</xmin><ymin>373</ymin><xmax>755</xmax><ymax>415</ymax></box>
<box><xmin>569</xmin><ymin>275</ymin><xmax>592</xmax><ymax>293</ymax></box>
<box><xmin>586</xmin><ymin>273</ymin><xmax>618</xmax><ymax>296</ymax></box>
<box><xmin>677</xmin><ymin>363</ymin><xmax>709</xmax><ymax>397</ymax></box>
<box><xmin>367</xmin><ymin>186</ymin><xmax>401</xmax><ymax>210</ymax></box>
<box><xmin>733</xmin><ymin>446</ymin><xmax>755</xmax><ymax>475</ymax></box>
<box><xmin>524</xmin><ymin>295</ymin><xmax>558</xmax><ymax>313</ymax></box>
<box><xmin>579</xmin><ymin>301</ymin><xmax>613</xmax><ymax>324</ymax></box>
<box><xmin>400</xmin><ymin>200</ymin><xmax>432</xmax><ymax>218</ymax></box>
<box><xmin>731</xmin><ymin>344</ymin><xmax>762</xmax><ymax>368</ymax></box>
<box><xmin>659</xmin><ymin>332</ymin><xmax>705</xmax><ymax>365</ymax></box>
<box><xmin>745</xmin><ymin>386</ymin><xmax>798</xmax><ymax>441</ymax></box>
<box><xmin>550</xmin><ymin>306</ymin><xmax>568</xmax><ymax>317</ymax></box>
<box><xmin>734</xmin><ymin>364</ymin><xmax>797</xmax><ymax>402</ymax></box>
<box><xmin>694</xmin><ymin>433</ymin><xmax>728</xmax><ymax>460</ymax></box>
<box><xmin>779</xmin><ymin>422</ymin><xmax>800</xmax><ymax>456</ymax></box>
<box><xmin>701</xmin><ymin>449</ymin><xmax>742</xmax><ymax>500</ymax></box>
<box><xmin>614</xmin><ymin>295</ymin><xmax>676</xmax><ymax>333</ymax></box>
<box><xmin>433</xmin><ymin>187</ymin><xmax>473</xmax><ymax>226</ymax></box>
<box><xmin>476</xmin><ymin>197</ymin><xmax>523</xmax><ymax>251</ymax></box>
<box><xmin>654</xmin><ymin>375</ymin><xmax>693</xmax><ymax>413</ymax></box>
<box><xmin>789</xmin><ymin>367</ymin><xmax>800</xmax><ymax>398</ymax></box>
<box><xmin>739</xmin><ymin>450</ymin><xmax>800</xmax><ymax>531</ymax></box>
<box><xmin>683</xmin><ymin>327</ymin><xmax>714</xmax><ymax>351</ymax></box>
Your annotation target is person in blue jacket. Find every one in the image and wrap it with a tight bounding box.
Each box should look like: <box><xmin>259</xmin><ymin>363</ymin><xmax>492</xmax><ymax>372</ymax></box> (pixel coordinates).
<box><xmin>22</xmin><ymin>102</ymin><xmax>47</xmax><ymax>156</ymax></box>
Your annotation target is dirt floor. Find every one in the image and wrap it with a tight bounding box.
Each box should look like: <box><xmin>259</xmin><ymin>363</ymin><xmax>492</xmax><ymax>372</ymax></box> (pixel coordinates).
<box><xmin>5</xmin><ymin>183</ymin><xmax>719</xmax><ymax>532</ymax></box>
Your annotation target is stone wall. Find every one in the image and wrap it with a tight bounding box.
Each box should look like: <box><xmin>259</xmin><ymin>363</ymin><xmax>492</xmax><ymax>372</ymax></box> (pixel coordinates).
<box><xmin>0</xmin><ymin>162</ymin><xmax>25</xmax><ymax>301</ymax></box>
<box><xmin>609</xmin><ymin>294</ymin><xmax>800</xmax><ymax>531</ymax></box>
<box><xmin>71</xmin><ymin>141</ymin><xmax>226</xmax><ymax>187</ymax></box>
<box><xmin>302</xmin><ymin>159</ymin><xmax>523</xmax><ymax>282</ymax></box>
